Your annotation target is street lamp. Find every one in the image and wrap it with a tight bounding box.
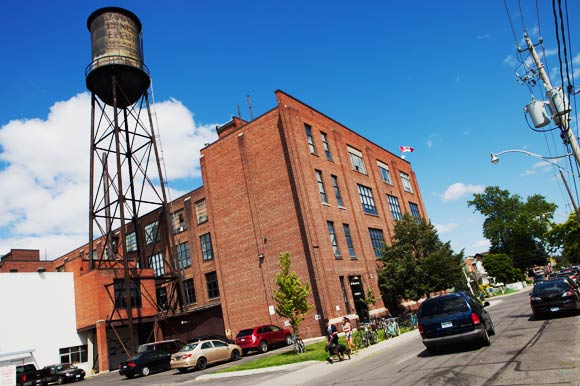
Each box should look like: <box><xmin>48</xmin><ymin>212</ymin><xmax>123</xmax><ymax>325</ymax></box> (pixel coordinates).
<box><xmin>490</xmin><ymin>149</ymin><xmax>580</xmax><ymax>222</ymax></box>
<box><xmin>490</xmin><ymin>149</ymin><xmax>572</xmax><ymax>167</ymax></box>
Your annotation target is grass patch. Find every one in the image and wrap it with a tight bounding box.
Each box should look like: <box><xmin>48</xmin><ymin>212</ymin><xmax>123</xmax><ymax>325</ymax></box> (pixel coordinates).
<box><xmin>217</xmin><ymin>341</ymin><xmax>330</xmax><ymax>373</ymax></box>
<box><xmin>217</xmin><ymin>327</ymin><xmax>419</xmax><ymax>373</ymax></box>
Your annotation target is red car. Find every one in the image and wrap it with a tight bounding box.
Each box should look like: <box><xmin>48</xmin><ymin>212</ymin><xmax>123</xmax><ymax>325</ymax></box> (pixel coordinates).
<box><xmin>235</xmin><ymin>324</ymin><xmax>292</xmax><ymax>355</ymax></box>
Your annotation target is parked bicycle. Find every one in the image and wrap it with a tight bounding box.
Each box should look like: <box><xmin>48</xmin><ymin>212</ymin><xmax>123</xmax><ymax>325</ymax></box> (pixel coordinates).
<box><xmin>384</xmin><ymin>318</ymin><xmax>400</xmax><ymax>339</ymax></box>
<box><xmin>410</xmin><ymin>313</ymin><xmax>418</xmax><ymax>330</ymax></box>
<box><xmin>290</xmin><ymin>334</ymin><xmax>305</xmax><ymax>355</ymax></box>
<box><xmin>354</xmin><ymin>323</ymin><xmax>377</xmax><ymax>348</ymax></box>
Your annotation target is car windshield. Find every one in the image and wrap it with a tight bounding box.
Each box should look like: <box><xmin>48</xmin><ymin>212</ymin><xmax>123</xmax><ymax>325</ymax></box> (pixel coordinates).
<box><xmin>420</xmin><ymin>296</ymin><xmax>469</xmax><ymax>319</ymax></box>
<box><xmin>534</xmin><ymin>281</ymin><xmax>568</xmax><ymax>293</ymax></box>
<box><xmin>236</xmin><ymin>329</ymin><xmax>254</xmax><ymax>337</ymax></box>
<box><xmin>137</xmin><ymin>344</ymin><xmax>153</xmax><ymax>353</ymax></box>
<box><xmin>56</xmin><ymin>364</ymin><xmax>74</xmax><ymax>371</ymax></box>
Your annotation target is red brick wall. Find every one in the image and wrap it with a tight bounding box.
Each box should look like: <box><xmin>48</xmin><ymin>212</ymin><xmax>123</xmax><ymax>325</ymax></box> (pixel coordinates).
<box><xmin>201</xmin><ymin>91</ymin><xmax>427</xmax><ymax>339</ymax></box>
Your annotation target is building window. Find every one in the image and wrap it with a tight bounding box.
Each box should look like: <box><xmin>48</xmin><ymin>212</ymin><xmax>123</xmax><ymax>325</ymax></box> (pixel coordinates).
<box><xmin>347</xmin><ymin>146</ymin><xmax>366</xmax><ymax>174</ymax></box>
<box><xmin>387</xmin><ymin>194</ymin><xmax>403</xmax><ymax>220</ymax></box>
<box><xmin>149</xmin><ymin>253</ymin><xmax>165</xmax><ymax>276</ymax></box>
<box><xmin>315</xmin><ymin>170</ymin><xmax>328</xmax><ymax>203</ymax></box>
<box><xmin>339</xmin><ymin>276</ymin><xmax>352</xmax><ymax>314</ymax></box>
<box><xmin>369</xmin><ymin>228</ymin><xmax>385</xmax><ymax>258</ymax></box>
<box><xmin>321</xmin><ymin>132</ymin><xmax>333</xmax><ymax>161</ymax></box>
<box><xmin>184</xmin><ymin>278</ymin><xmax>196</xmax><ymax>305</ymax></box>
<box><xmin>144</xmin><ymin>221</ymin><xmax>160</xmax><ymax>245</ymax></box>
<box><xmin>206</xmin><ymin>271</ymin><xmax>220</xmax><ymax>299</ymax></box>
<box><xmin>305</xmin><ymin>124</ymin><xmax>317</xmax><ymax>154</ymax></box>
<box><xmin>156</xmin><ymin>287</ymin><xmax>168</xmax><ymax>311</ymax></box>
<box><xmin>200</xmin><ymin>233</ymin><xmax>214</xmax><ymax>261</ymax></box>
<box><xmin>331</xmin><ymin>175</ymin><xmax>344</xmax><ymax>207</ymax></box>
<box><xmin>195</xmin><ymin>199</ymin><xmax>208</xmax><ymax>224</ymax></box>
<box><xmin>357</xmin><ymin>184</ymin><xmax>377</xmax><ymax>215</ymax></box>
<box><xmin>176</xmin><ymin>242</ymin><xmax>191</xmax><ymax>269</ymax></box>
<box><xmin>171</xmin><ymin>209</ymin><xmax>187</xmax><ymax>233</ymax></box>
<box><xmin>400</xmin><ymin>172</ymin><xmax>413</xmax><ymax>193</ymax></box>
<box><xmin>343</xmin><ymin>223</ymin><xmax>356</xmax><ymax>257</ymax></box>
<box><xmin>59</xmin><ymin>345</ymin><xmax>88</xmax><ymax>364</ymax></box>
<box><xmin>113</xmin><ymin>279</ymin><xmax>142</xmax><ymax>309</ymax></box>
<box><xmin>409</xmin><ymin>202</ymin><xmax>421</xmax><ymax>221</ymax></box>
<box><xmin>327</xmin><ymin>221</ymin><xmax>341</xmax><ymax>258</ymax></box>
<box><xmin>377</xmin><ymin>161</ymin><xmax>392</xmax><ymax>184</ymax></box>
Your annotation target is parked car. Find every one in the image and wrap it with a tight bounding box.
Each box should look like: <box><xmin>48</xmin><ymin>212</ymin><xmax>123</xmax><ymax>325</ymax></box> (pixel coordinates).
<box><xmin>16</xmin><ymin>364</ymin><xmax>49</xmax><ymax>386</ymax></box>
<box><xmin>120</xmin><ymin>339</ymin><xmax>185</xmax><ymax>379</ymax></box>
<box><xmin>418</xmin><ymin>291</ymin><xmax>495</xmax><ymax>354</ymax></box>
<box><xmin>170</xmin><ymin>339</ymin><xmax>242</xmax><ymax>372</ymax></box>
<box><xmin>235</xmin><ymin>324</ymin><xmax>292</xmax><ymax>355</ymax></box>
<box><xmin>43</xmin><ymin>364</ymin><xmax>85</xmax><ymax>384</ymax></box>
<box><xmin>530</xmin><ymin>278</ymin><xmax>580</xmax><ymax>318</ymax></box>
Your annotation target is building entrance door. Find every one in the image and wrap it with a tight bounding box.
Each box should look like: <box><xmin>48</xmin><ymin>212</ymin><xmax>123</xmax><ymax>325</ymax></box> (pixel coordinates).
<box><xmin>349</xmin><ymin>275</ymin><xmax>369</xmax><ymax>323</ymax></box>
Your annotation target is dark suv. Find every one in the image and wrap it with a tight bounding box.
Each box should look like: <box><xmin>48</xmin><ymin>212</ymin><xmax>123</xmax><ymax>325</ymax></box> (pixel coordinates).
<box><xmin>418</xmin><ymin>292</ymin><xmax>495</xmax><ymax>354</ymax></box>
<box><xmin>235</xmin><ymin>325</ymin><xmax>292</xmax><ymax>355</ymax></box>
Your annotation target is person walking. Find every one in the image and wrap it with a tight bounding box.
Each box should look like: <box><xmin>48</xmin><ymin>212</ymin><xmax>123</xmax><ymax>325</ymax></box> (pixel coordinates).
<box><xmin>342</xmin><ymin>316</ymin><xmax>358</xmax><ymax>354</ymax></box>
<box><xmin>325</xmin><ymin>318</ymin><xmax>338</xmax><ymax>363</ymax></box>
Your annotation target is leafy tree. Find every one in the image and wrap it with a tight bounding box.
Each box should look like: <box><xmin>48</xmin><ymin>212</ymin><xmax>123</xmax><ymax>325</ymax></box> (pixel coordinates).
<box><xmin>468</xmin><ymin>186</ymin><xmax>556</xmax><ymax>270</ymax></box>
<box><xmin>546</xmin><ymin>212</ymin><xmax>580</xmax><ymax>265</ymax></box>
<box><xmin>378</xmin><ymin>215</ymin><xmax>464</xmax><ymax>301</ymax></box>
<box><xmin>482</xmin><ymin>253</ymin><xmax>523</xmax><ymax>284</ymax></box>
<box><xmin>272</xmin><ymin>252</ymin><xmax>313</xmax><ymax>336</ymax></box>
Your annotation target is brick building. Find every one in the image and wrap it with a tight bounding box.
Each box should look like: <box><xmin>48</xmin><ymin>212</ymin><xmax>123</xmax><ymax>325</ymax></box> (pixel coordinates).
<box><xmin>3</xmin><ymin>90</ymin><xmax>427</xmax><ymax>372</ymax></box>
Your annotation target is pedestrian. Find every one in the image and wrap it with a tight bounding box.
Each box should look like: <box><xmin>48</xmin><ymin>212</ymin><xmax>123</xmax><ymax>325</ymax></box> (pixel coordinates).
<box><xmin>325</xmin><ymin>318</ymin><xmax>338</xmax><ymax>363</ymax></box>
<box><xmin>342</xmin><ymin>316</ymin><xmax>357</xmax><ymax>354</ymax></box>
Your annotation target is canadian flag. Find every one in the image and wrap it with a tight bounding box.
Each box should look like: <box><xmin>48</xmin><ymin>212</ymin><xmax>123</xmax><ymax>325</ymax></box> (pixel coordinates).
<box><xmin>400</xmin><ymin>146</ymin><xmax>414</xmax><ymax>153</ymax></box>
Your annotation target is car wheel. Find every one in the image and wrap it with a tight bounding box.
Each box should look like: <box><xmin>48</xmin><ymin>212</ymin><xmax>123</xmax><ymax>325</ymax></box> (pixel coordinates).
<box><xmin>285</xmin><ymin>334</ymin><xmax>293</xmax><ymax>346</ymax></box>
<box><xmin>258</xmin><ymin>340</ymin><xmax>268</xmax><ymax>353</ymax></box>
<box><xmin>533</xmin><ymin>312</ymin><xmax>543</xmax><ymax>320</ymax></box>
<box><xmin>141</xmin><ymin>366</ymin><xmax>151</xmax><ymax>376</ymax></box>
<box><xmin>242</xmin><ymin>349</ymin><xmax>249</xmax><ymax>356</ymax></box>
<box><xmin>488</xmin><ymin>319</ymin><xmax>496</xmax><ymax>336</ymax></box>
<box><xmin>231</xmin><ymin>349</ymin><xmax>240</xmax><ymax>361</ymax></box>
<box><xmin>196</xmin><ymin>357</ymin><xmax>207</xmax><ymax>370</ymax></box>
<box><xmin>481</xmin><ymin>325</ymin><xmax>491</xmax><ymax>346</ymax></box>
<box><xmin>57</xmin><ymin>376</ymin><xmax>65</xmax><ymax>385</ymax></box>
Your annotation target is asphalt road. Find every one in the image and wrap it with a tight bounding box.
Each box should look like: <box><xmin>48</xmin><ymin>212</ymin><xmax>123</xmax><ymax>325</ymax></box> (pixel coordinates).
<box><xmin>82</xmin><ymin>289</ymin><xmax>580</xmax><ymax>386</ymax></box>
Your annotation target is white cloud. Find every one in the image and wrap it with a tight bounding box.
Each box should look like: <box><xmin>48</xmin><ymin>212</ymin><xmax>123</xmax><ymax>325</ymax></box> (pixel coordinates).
<box><xmin>476</xmin><ymin>33</ymin><xmax>490</xmax><ymax>40</ymax></box>
<box><xmin>441</xmin><ymin>183</ymin><xmax>485</xmax><ymax>202</ymax></box>
<box><xmin>426</xmin><ymin>139</ymin><xmax>433</xmax><ymax>148</ymax></box>
<box><xmin>435</xmin><ymin>223</ymin><xmax>457</xmax><ymax>234</ymax></box>
<box><xmin>473</xmin><ymin>239</ymin><xmax>490</xmax><ymax>250</ymax></box>
<box><xmin>0</xmin><ymin>93</ymin><xmax>218</xmax><ymax>259</ymax></box>
<box><xmin>522</xmin><ymin>160</ymin><xmax>559</xmax><ymax>176</ymax></box>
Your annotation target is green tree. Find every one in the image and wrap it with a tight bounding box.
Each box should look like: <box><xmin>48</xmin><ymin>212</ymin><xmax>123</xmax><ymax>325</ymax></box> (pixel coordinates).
<box><xmin>272</xmin><ymin>252</ymin><xmax>313</xmax><ymax>336</ymax></box>
<box><xmin>378</xmin><ymin>215</ymin><xmax>464</xmax><ymax>301</ymax></box>
<box><xmin>546</xmin><ymin>213</ymin><xmax>580</xmax><ymax>265</ymax></box>
<box><xmin>468</xmin><ymin>186</ymin><xmax>556</xmax><ymax>270</ymax></box>
<box><xmin>482</xmin><ymin>253</ymin><xmax>523</xmax><ymax>284</ymax></box>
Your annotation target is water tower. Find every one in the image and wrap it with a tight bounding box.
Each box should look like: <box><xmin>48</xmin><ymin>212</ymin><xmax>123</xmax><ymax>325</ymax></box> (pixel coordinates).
<box><xmin>85</xmin><ymin>7</ymin><xmax>183</xmax><ymax>357</ymax></box>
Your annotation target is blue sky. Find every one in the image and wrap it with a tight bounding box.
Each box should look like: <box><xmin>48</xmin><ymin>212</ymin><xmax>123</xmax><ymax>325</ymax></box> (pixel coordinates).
<box><xmin>0</xmin><ymin>1</ymin><xmax>578</xmax><ymax>260</ymax></box>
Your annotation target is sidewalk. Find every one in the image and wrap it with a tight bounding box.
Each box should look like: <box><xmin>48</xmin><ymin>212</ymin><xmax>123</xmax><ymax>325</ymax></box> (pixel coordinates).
<box><xmin>195</xmin><ymin>330</ymin><xmax>420</xmax><ymax>385</ymax></box>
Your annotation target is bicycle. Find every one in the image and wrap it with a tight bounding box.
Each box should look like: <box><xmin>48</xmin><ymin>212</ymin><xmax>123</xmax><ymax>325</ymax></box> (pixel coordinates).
<box><xmin>384</xmin><ymin>318</ymin><xmax>400</xmax><ymax>339</ymax></box>
<box><xmin>291</xmin><ymin>334</ymin><xmax>305</xmax><ymax>355</ymax></box>
<box><xmin>410</xmin><ymin>313</ymin><xmax>418</xmax><ymax>330</ymax></box>
<box><xmin>354</xmin><ymin>323</ymin><xmax>377</xmax><ymax>348</ymax></box>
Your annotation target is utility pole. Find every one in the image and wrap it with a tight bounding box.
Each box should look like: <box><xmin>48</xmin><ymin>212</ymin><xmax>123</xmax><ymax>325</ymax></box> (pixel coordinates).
<box><xmin>524</xmin><ymin>33</ymin><xmax>580</xmax><ymax>168</ymax></box>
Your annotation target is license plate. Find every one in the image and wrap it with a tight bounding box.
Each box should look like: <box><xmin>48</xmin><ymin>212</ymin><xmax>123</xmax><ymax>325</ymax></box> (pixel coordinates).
<box><xmin>76</xmin><ymin>375</ymin><xmax>80</xmax><ymax>378</ymax></box>
<box><xmin>240</xmin><ymin>338</ymin><xmax>245</xmax><ymax>342</ymax></box>
<box><xmin>441</xmin><ymin>321</ymin><xmax>453</xmax><ymax>328</ymax></box>
<box><xmin>550</xmin><ymin>307</ymin><xmax>559</xmax><ymax>312</ymax></box>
